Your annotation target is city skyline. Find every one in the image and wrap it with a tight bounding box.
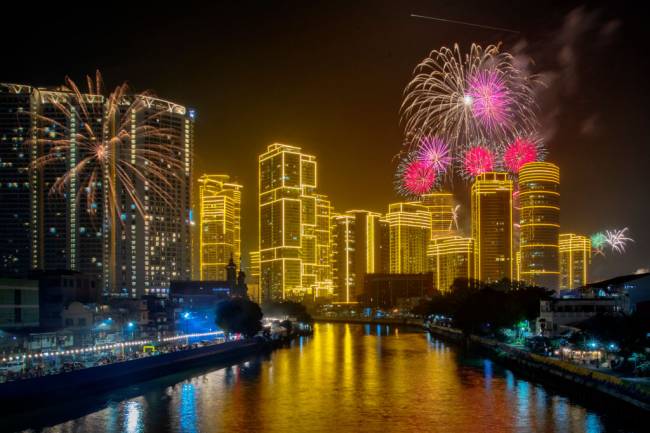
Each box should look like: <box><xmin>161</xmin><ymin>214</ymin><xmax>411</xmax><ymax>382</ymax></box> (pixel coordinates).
<box><xmin>1</xmin><ymin>2</ymin><xmax>647</xmax><ymax>281</ymax></box>
<box><xmin>1</xmin><ymin>3</ymin><xmax>649</xmax><ymax>431</ymax></box>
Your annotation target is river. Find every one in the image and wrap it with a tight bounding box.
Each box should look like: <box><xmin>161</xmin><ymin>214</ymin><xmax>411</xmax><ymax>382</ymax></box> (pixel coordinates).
<box><xmin>10</xmin><ymin>323</ymin><xmax>644</xmax><ymax>432</ymax></box>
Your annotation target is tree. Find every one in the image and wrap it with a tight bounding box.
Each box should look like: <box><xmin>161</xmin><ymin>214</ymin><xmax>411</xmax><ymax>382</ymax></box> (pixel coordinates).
<box><xmin>215</xmin><ymin>298</ymin><xmax>263</xmax><ymax>338</ymax></box>
<box><xmin>412</xmin><ymin>279</ymin><xmax>553</xmax><ymax>336</ymax></box>
<box><xmin>262</xmin><ymin>300</ymin><xmax>313</xmax><ymax>324</ymax></box>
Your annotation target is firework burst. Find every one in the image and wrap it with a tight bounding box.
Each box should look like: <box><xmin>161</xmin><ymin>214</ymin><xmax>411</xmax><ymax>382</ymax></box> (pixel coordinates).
<box><xmin>466</xmin><ymin>70</ymin><xmax>510</xmax><ymax>130</ymax></box>
<box><xmin>462</xmin><ymin>146</ymin><xmax>494</xmax><ymax>177</ymax></box>
<box><xmin>416</xmin><ymin>136</ymin><xmax>452</xmax><ymax>174</ymax></box>
<box><xmin>503</xmin><ymin>137</ymin><xmax>539</xmax><ymax>173</ymax></box>
<box><xmin>395</xmin><ymin>153</ymin><xmax>437</xmax><ymax>197</ymax></box>
<box><xmin>400</xmin><ymin>43</ymin><xmax>540</xmax><ymax>165</ymax></box>
<box><xmin>605</xmin><ymin>228</ymin><xmax>634</xmax><ymax>254</ymax></box>
<box><xmin>29</xmin><ymin>72</ymin><xmax>186</xmax><ymax>223</ymax></box>
<box><xmin>591</xmin><ymin>232</ymin><xmax>607</xmax><ymax>256</ymax></box>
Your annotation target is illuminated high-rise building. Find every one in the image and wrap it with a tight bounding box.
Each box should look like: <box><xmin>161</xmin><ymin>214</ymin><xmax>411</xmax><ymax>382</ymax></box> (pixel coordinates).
<box><xmin>0</xmin><ymin>84</ymin><xmax>194</xmax><ymax>297</ymax></box>
<box><xmin>248</xmin><ymin>250</ymin><xmax>261</xmax><ymax>303</ymax></box>
<box><xmin>0</xmin><ymin>86</ymin><xmax>108</xmax><ymax>283</ymax></box>
<box><xmin>110</xmin><ymin>97</ymin><xmax>194</xmax><ymax>297</ymax></box>
<box><xmin>471</xmin><ymin>172</ymin><xmax>513</xmax><ymax>283</ymax></box>
<box><xmin>313</xmin><ymin>194</ymin><xmax>333</xmax><ymax>298</ymax></box>
<box><xmin>386</xmin><ymin>202</ymin><xmax>430</xmax><ymax>274</ymax></box>
<box><xmin>559</xmin><ymin>233</ymin><xmax>591</xmax><ymax>290</ymax></box>
<box><xmin>420</xmin><ymin>192</ymin><xmax>455</xmax><ymax>237</ymax></box>
<box><xmin>378</xmin><ymin>216</ymin><xmax>390</xmax><ymax>273</ymax></box>
<box><xmin>0</xmin><ymin>84</ymin><xmax>33</xmax><ymax>277</ymax></box>
<box><xmin>198</xmin><ymin>174</ymin><xmax>242</xmax><ymax>281</ymax></box>
<box><xmin>331</xmin><ymin>210</ymin><xmax>384</xmax><ymax>302</ymax></box>
<box><xmin>519</xmin><ymin>162</ymin><xmax>560</xmax><ymax>289</ymax></box>
<box><xmin>331</xmin><ymin>213</ymin><xmax>355</xmax><ymax>302</ymax></box>
<box><xmin>427</xmin><ymin>236</ymin><xmax>475</xmax><ymax>292</ymax></box>
<box><xmin>259</xmin><ymin>143</ymin><xmax>331</xmax><ymax>300</ymax></box>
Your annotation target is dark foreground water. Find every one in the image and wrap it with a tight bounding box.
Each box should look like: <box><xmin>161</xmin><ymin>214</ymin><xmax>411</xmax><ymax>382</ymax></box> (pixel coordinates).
<box><xmin>11</xmin><ymin>323</ymin><xmax>645</xmax><ymax>432</ymax></box>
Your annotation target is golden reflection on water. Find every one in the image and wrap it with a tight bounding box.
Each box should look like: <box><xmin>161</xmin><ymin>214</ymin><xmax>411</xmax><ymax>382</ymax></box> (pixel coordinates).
<box><xmin>40</xmin><ymin>323</ymin><xmax>614</xmax><ymax>433</ymax></box>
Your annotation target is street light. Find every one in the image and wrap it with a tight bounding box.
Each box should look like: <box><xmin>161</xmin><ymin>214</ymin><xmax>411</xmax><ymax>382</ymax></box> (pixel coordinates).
<box><xmin>182</xmin><ymin>312</ymin><xmax>191</xmax><ymax>344</ymax></box>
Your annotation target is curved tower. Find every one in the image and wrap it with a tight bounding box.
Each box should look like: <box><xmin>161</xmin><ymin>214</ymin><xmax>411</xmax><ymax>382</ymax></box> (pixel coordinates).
<box><xmin>518</xmin><ymin>162</ymin><xmax>560</xmax><ymax>289</ymax></box>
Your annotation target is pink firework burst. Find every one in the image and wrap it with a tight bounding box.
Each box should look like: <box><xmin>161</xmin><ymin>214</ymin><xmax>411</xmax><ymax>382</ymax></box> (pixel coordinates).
<box><xmin>463</xmin><ymin>146</ymin><xmax>494</xmax><ymax>177</ymax></box>
<box><xmin>504</xmin><ymin>138</ymin><xmax>538</xmax><ymax>173</ymax></box>
<box><xmin>467</xmin><ymin>70</ymin><xmax>510</xmax><ymax>129</ymax></box>
<box><xmin>417</xmin><ymin>137</ymin><xmax>452</xmax><ymax>174</ymax></box>
<box><xmin>404</xmin><ymin>160</ymin><xmax>436</xmax><ymax>195</ymax></box>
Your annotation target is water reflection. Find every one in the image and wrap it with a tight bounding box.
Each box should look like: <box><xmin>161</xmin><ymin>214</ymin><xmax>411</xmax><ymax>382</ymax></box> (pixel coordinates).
<box><xmin>16</xmin><ymin>324</ymin><xmax>642</xmax><ymax>433</ymax></box>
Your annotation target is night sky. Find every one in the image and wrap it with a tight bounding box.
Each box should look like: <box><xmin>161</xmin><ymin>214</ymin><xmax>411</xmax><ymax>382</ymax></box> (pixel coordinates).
<box><xmin>3</xmin><ymin>1</ymin><xmax>648</xmax><ymax>280</ymax></box>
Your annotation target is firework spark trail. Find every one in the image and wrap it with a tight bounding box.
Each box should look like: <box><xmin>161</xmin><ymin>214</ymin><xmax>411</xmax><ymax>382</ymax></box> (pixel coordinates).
<box><xmin>397</xmin><ymin>43</ymin><xmax>543</xmax><ymax>187</ymax></box>
<box><xmin>449</xmin><ymin>204</ymin><xmax>461</xmax><ymax>231</ymax></box>
<box><xmin>401</xmin><ymin>44</ymin><xmax>540</xmax><ymax>156</ymax></box>
<box><xmin>605</xmin><ymin>228</ymin><xmax>634</xmax><ymax>254</ymax></box>
<box><xmin>28</xmin><ymin>72</ymin><xmax>187</xmax><ymax>224</ymax></box>
<box><xmin>410</xmin><ymin>14</ymin><xmax>521</xmax><ymax>34</ymax></box>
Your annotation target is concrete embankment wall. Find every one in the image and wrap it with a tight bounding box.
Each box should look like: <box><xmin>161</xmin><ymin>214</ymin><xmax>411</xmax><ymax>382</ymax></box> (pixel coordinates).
<box><xmin>0</xmin><ymin>339</ymin><xmax>264</xmax><ymax>405</ymax></box>
<box><xmin>427</xmin><ymin>325</ymin><xmax>650</xmax><ymax>412</ymax></box>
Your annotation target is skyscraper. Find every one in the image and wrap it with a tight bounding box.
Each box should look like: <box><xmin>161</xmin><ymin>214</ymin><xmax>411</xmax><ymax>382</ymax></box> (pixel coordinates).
<box><xmin>559</xmin><ymin>233</ymin><xmax>591</xmax><ymax>290</ymax></box>
<box><xmin>313</xmin><ymin>194</ymin><xmax>333</xmax><ymax>298</ymax></box>
<box><xmin>471</xmin><ymin>172</ymin><xmax>513</xmax><ymax>283</ymax></box>
<box><xmin>259</xmin><ymin>143</ymin><xmax>330</xmax><ymax>300</ymax></box>
<box><xmin>427</xmin><ymin>236</ymin><xmax>475</xmax><ymax>292</ymax></box>
<box><xmin>198</xmin><ymin>174</ymin><xmax>242</xmax><ymax>281</ymax></box>
<box><xmin>248</xmin><ymin>250</ymin><xmax>261</xmax><ymax>303</ymax></box>
<box><xmin>109</xmin><ymin>96</ymin><xmax>194</xmax><ymax>298</ymax></box>
<box><xmin>386</xmin><ymin>202</ymin><xmax>431</xmax><ymax>274</ymax></box>
<box><xmin>519</xmin><ymin>162</ymin><xmax>560</xmax><ymax>289</ymax></box>
<box><xmin>0</xmin><ymin>84</ymin><xmax>32</xmax><ymax>276</ymax></box>
<box><xmin>331</xmin><ymin>213</ymin><xmax>355</xmax><ymax>302</ymax></box>
<box><xmin>0</xmin><ymin>84</ymin><xmax>194</xmax><ymax>297</ymax></box>
<box><xmin>420</xmin><ymin>192</ymin><xmax>455</xmax><ymax>236</ymax></box>
<box><xmin>332</xmin><ymin>210</ymin><xmax>386</xmax><ymax>302</ymax></box>
<box><xmin>30</xmin><ymin>88</ymin><xmax>107</xmax><ymax>281</ymax></box>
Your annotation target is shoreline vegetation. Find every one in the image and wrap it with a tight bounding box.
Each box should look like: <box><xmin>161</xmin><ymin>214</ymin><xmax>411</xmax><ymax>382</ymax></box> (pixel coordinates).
<box><xmin>313</xmin><ymin>317</ymin><xmax>650</xmax><ymax>412</ymax></box>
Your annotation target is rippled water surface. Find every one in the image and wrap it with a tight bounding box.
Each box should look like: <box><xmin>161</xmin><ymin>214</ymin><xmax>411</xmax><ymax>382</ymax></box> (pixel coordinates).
<box><xmin>14</xmin><ymin>323</ymin><xmax>643</xmax><ymax>432</ymax></box>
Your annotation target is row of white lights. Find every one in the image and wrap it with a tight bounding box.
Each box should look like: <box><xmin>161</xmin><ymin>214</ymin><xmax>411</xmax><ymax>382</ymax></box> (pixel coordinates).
<box><xmin>1</xmin><ymin>331</ymin><xmax>225</xmax><ymax>364</ymax></box>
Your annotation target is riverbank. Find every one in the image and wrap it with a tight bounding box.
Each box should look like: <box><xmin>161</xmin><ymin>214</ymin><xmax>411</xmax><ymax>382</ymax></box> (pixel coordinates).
<box><xmin>427</xmin><ymin>324</ymin><xmax>650</xmax><ymax>412</ymax></box>
<box><xmin>313</xmin><ymin>316</ymin><xmax>424</xmax><ymax>327</ymax></box>
<box><xmin>0</xmin><ymin>338</ymin><xmax>269</xmax><ymax>409</ymax></box>
<box><xmin>317</xmin><ymin>317</ymin><xmax>650</xmax><ymax>412</ymax></box>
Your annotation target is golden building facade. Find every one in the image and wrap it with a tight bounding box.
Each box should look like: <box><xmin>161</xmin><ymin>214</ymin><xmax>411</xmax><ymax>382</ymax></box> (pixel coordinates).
<box><xmin>420</xmin><ymin>192</ymin><xmax>455</xmax><ymax>237</ymax></box>
<box><xmin>331</xmin><ymin>214</ymin><xmax>355</xmax><ymax>302</ymax></box>
<box><xmin>198</xmin><ymin>174</ymin><xmax>242</xmax><ymax>281</ymax></box>
<box><xmin>471</xmin><ymin>172</ymin><xmax>513</xmax><ymax>283</ymax></box>
<box><xmin>331</xmin><ymin>210</ymin><xmax>385</xmax><ymax>302</ymax></box>
<box><xmin>559</xmin><ymin>233</ymin><xmax>591</xmax><ymax>290</ymax></box>
<box><xmin>519</xmin><ymin>162</ymin><xmax>560</xmax><ymax>289</ymax></box>
<box><xmin>258</xmin><ymin>143</ymin><xmax>331</xmax><ymax>301</ymax></box>
<box><xmin>427</xmin><ymin>236</ymin><xmax>475</xmax><ymax>292</ymax></box>
<box><xmin>248</xmin><ymin>250</ymin><xmax>261</xmax><ymax>303</ymax></box>
<box><xmin>386</xmin><ymin>202</ymin><xmax>431</xmax><ymax>274</ymax></box>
